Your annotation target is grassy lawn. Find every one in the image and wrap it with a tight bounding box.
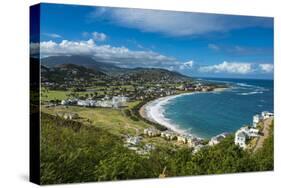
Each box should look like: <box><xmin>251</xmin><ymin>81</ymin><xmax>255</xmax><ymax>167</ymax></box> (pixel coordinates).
<box><xmin>42</xmin><ymin>104</ymin><xmax>151</xmax><ymax>137</ymax></box>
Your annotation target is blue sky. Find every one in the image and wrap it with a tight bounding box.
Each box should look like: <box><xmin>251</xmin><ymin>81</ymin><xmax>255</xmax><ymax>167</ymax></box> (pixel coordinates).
<box><xmin>34</xmin><ymin>3</ymin><xmax>274</xmax><ymax>79</ymax></box>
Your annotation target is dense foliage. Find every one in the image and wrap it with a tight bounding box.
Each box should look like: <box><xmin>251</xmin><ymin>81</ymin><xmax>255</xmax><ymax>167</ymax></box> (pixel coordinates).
<box><xmin>40</xmin><ymin>113</ymin><xmax>273</xmax><ymax>185</ymax></box>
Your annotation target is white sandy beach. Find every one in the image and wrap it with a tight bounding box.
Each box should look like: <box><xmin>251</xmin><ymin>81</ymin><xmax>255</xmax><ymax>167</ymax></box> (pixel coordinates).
<box><xmin>139</xmin><ymin>88</ymin><xmax>228</xmax><ymax>137</ymax></box>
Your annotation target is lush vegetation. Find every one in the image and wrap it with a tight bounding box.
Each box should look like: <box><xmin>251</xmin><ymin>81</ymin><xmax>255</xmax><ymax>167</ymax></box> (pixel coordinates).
<box><xmin>40</xmin><ymin>113</ymin><xmax>273</xmax><ymax>185</ymax></box>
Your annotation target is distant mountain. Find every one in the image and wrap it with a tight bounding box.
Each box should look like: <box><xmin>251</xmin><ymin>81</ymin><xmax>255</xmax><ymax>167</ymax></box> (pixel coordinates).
<box><xmin>122</xmin><ymin>67</ymin><xmax>190</xmax><ymax>82</ymax></box>
<box><xmin>41</xmin><ymin>63</ymin><xmax>105</xmax><ymax>83</ymax></box>
<box><xmin>41</xmin><ymin>55</ymin><xmax>123</xmax><ymax>74</ymax></box>
<box><xmin>40</xmin><ymin>55</ymin><xmax>190</xmax><ymax>82</ymax></box>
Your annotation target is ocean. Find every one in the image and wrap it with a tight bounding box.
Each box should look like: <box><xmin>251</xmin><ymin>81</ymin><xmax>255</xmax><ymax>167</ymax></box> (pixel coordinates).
<box><xmin>146</xmin><ymin>78</ymin><xmax>274</xmax><ymax>139</ymax></box>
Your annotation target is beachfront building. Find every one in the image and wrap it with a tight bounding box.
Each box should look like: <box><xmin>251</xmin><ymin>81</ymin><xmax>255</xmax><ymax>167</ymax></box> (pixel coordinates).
<box><xmin>253</xmin><ymin>114</ymin><xmax>261</xmax><ymax>127</ymax></box>
<box><xmin>209</xmin><ymin>132</ymin><xmax>229</xmax><ymax>146</ymax></box>
<box><xmin>143</xmin><ymin>128</ymin><xmax>161</xmax><ymax>137</ymax></box>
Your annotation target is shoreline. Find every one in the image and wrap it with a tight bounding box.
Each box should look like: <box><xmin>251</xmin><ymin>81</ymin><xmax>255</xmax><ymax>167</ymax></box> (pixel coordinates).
<box><xmin>139</xmin><ymin>87</ymin><xmax>228</xmax><ymax>138</ymax></box>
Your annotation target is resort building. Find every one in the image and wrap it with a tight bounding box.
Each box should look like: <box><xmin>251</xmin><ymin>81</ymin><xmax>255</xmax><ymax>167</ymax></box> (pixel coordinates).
<box><xmin>208</xmin><ymin>132</ymin><xmax>229</xmax><ymax>146</ymax></box>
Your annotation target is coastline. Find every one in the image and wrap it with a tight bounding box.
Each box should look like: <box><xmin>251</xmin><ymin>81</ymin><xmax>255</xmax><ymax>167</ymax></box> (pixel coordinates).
<box><xmin>139</xmin><ymin>87</ymin><xmax>228</xmax><ymax>138</ymax></box>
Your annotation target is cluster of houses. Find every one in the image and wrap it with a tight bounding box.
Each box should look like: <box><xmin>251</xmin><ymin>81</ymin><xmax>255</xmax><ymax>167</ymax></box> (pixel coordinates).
<box><xmin>61</xmin><ymin>95</ymin><xmax>128</xmax><ymax>108</ymax></box>
<box><xmin>123</xmin><ymin>135</ymin><xmax>156</xmax><ymax>155</ymax></box>
<box><xmin>143</xmin><ymin>127</ymin><xmax>205</xmax><ymax>153</ymax></box>
<box><xmin>234</xmin><ymin>111</ymin><xmax>274</xmax><ymax>149</ymax></box>
<box><xmin>176</xmin><ymin>82</ymin><xmax>215</xmax><ymax>92</ymax></box>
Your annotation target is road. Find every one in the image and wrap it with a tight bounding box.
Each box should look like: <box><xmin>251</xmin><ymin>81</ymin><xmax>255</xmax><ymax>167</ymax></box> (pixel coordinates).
<box><xmin>253</xmin><ymin>117</ymin><xmax>273</xmax><ymax>152</ymax></box>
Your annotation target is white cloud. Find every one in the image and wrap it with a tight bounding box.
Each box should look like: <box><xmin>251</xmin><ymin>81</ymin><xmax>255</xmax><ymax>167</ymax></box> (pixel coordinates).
<box><xmin>199</xmin><ymin>61</ymin><xmax>253</xmax><ymax>74</ymax></box>
<box><xmin>259</xmin><ymin>64</ymin><xmax>274</xmax><ymax>73</ymax></box>
<box><xmin>92</xmin><ymin>32</ymin><xmax>107</xmax><ymax>41</ymax></box>
<box><xmin>43</xmin><ymin>33</ymin><xmax>62</xmax><ymax>38</ymax></box>
<box><xmin>91</xmin><ymin>8</ymin><xmax>272</xmax><ymax>36</ymax></box>
<box><xmin>31</xmin><ymin>39</ymin><xmax>182</xmax><ymax>69</ymax></box>
<box><xmin>208</xmin><ymin>44</ymin><xmax>220</xmax><ymax>51</ymax></box>
<box><xmin>180</xmin><ymin>60</ymin><xmax>194</xmax><ymax>70</ymax></box>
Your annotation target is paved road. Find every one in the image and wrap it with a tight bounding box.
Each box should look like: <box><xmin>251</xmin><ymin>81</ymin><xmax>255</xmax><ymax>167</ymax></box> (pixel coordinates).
<box><xmin>253</xmin><ymin>117</ymin><xmax>273</xmax><ymax>152</ymax></box>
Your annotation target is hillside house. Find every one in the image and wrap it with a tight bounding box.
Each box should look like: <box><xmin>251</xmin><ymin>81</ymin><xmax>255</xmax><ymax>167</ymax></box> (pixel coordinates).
<box><xmin>234</xmin><ymin>126</ymin><xmax>259</xmax><ymax>149</ymax></box>
<box><xmin>144</xmin><ymin>128</ymin><xmax>161</xmax><ymax>137</ymax></box>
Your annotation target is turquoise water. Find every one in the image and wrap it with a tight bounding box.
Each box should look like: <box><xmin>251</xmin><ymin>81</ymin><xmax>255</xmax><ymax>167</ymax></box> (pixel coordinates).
<box><xmin>163</xmin><ymin>78</ymin><xmax>274</xmax><ymax>138</ymax></box>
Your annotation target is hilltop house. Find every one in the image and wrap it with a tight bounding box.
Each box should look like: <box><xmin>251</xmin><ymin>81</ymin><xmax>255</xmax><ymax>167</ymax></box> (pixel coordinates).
<box><xmin>209</xmin><ymin>132</ymin><xmax>229</xmax><ymax>146</ymax></box>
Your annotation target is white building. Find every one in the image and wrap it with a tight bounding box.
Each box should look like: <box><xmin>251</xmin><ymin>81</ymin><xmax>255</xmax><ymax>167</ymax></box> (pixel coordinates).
<box><xmin>253</xmin><ymin>114</ymin><xmax>261</xmax><ymax>127</ymax></box>
<box><xmin>235</xmin><ymin>130</ymin><xmax>247</xmax><ymax>149</ymax></box>
<box><xmin>77</xmin><ymin>99</ymin><xmax>96</xmax><ymax>107</ymax></box>
<box><xmin>234</xmin><ymin>126</ymin><xmax>259</xmax><ymax>149</ymax></box>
